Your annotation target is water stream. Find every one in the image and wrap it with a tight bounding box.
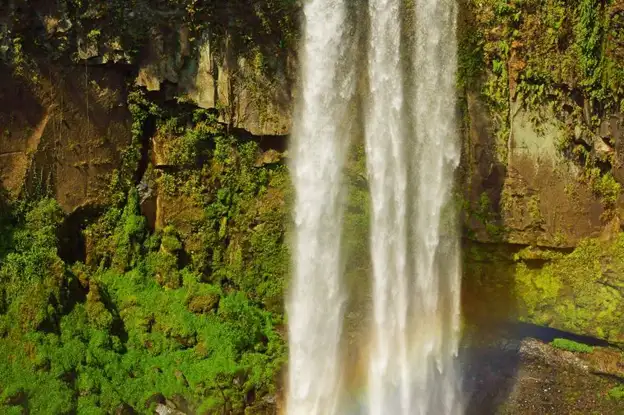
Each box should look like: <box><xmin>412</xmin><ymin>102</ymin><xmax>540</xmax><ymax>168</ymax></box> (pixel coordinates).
<box><xmin>289</xmin><ymin>1</ymin><xmax>461</xmax><ymax>414</ymax></box>
<box><xmin>287</xmin><ymin>1</ymin><xmax>357</xmax><ymax>414</ymax></box>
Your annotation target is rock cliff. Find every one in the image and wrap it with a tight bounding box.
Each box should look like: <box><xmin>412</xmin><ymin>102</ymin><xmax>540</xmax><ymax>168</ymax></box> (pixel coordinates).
<box><xmin>0</xmin><ymin>0</ymin><xmax>294</xmax><ymax>213</ymax></box>
<box><xmin>0</xmin><ymin>1</ymin><xmax>622</xmax><ymax>413</ymax></box>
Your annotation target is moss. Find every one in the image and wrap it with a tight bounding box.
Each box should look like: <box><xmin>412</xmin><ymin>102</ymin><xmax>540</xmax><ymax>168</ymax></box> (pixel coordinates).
<box><xmin>111</xmin><ymin>189</ymin><xmax>147</xmax><ymax>271</ymax></box>
<box><xmin>551</xmin><ymin>338</ymin><xmax>594</xmax><ymax>353</ymax></box>
<box><xmin>519</xmin><ymin>237</ymin><xmax>623</xmax><ymax>343</ymax></box>
<box><xmin>461</xmin><ymin>0</ymin><xmax>624</xmax><ymax>177</ymax></box>
<box><xmin>465</xmin><ymin>192</ymin><xmax>507</xmax><ymax>240</ymax></box>
<box><xmin>161</xmin><ymin>232</ymin><xmax>183</xmax><ymax>254</ymax></box>
<box><xmin>513</xmin><ymin>246</ymin><xmax>565</xmax><ymax>262</ymax></box>
<box><xmin>608</xmin><ymin>385</ymin><xmax>624</xmax><ymax>400</ymax></box>
<box><xmin>146</xmin><ymin>251</ymin><xmax>181</xmax><ymax>289</ymax></box>
<box><xmin>527</xmin><ymin>195</ymin><xmax>542</xmax><ymax>223</ymax></box>
<box><xmin>0</xmin><ymin>114</ymin><xmax>289</xmax><ymax>412</ymax></box>
<box><xmin>515</xmin><ymin>262</ymin><xmax>563</xmax><ymax>322</ymax></box>
<box><xmin>552</xmin><ymin>231</ymin><xmax>568</xmax><ymax>247</ymax></box>
<box><xmin>464</xmin><ymin>235</ymin><xmax>624</xmax><ymax>345</ymax></box>
<box><xmin>592</xmin><ymin>171</ymin><xmax>621</xmax><ymax>208</ymax></box>
<box><xmin>85</xmin><ymin>298</ymin><xmax>114</xmax><ymax>331</ymax></box>
<box><xmin>185</xmin><ymin>283</ymin><xmax>221</xmax><ymax>315</ymax></box>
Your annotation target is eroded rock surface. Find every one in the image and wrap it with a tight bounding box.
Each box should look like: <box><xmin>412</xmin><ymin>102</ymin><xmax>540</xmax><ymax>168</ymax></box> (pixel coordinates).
<box><xmin>0</xmin><ymin>64</ymin><xmax>131</xmax><ymax>213</ymax></box>
<box><xmin>462</xmin><ymin>95</ymin><xmax>613</xmax><ymax>248</ymax></box>
<box><xmin>135</xmin><ymin>26</ymin><xmax>293</xmax><ymax>137</ymax></box>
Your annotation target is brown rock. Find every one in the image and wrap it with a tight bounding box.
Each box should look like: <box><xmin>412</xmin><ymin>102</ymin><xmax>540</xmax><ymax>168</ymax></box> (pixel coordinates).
<box><xmin>461</xmin><ymin>96</ymin><xmax>606</xmax><ymax>247</ymax></box>
<box><xmin>0</xmin><ymin>64</ymin><xmax>132</xmax><ymax>212</ymax></box>
<box><xmin>136</xmin><ymin>27</ymin><xmax>293</xmax><ymax>136</ymax></box>
<box><xmin>255</xmin><ymin>149</ymin><xmax>282</xmax><ymax>167</ymax></box>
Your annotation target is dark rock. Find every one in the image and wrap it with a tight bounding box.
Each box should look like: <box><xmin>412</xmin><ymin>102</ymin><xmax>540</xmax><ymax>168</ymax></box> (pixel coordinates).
<box><xmin>3</xmin><ymin>389</ymin><xmax>26</xmax><ymax>406</ymax></box>
<box><xmin>115</xmin><ymin>403</ymin><xmax>136</xmax><ymax>415</ymax></box>
<box><xmin>145</xmin><ymin>393</ymin><xmax>166</xmax><ymax>409</ymax></box>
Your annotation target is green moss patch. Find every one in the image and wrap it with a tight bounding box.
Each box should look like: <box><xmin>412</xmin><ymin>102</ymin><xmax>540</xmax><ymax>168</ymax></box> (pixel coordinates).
<box><xmin>551</xmin><ymin>338</ymin><xmax>594</xmax><ymax>353</ymax></box>
<box><xmin>608</xmin><ymin>385</ymin><xmax>624</xmax><ymax>400</ymax></box>
<box><xmin>463</xmin><ymin>237</ymin><xmax>624</xmax><ymax>345</ymax></box>
<box><xmin>0</xmin><ymin>101</ymin><xmax>290</xmax><ymax>413</ymax></box>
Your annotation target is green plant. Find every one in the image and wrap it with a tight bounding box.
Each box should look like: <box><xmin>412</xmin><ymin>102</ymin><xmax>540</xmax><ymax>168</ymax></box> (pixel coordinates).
<box><xmin>551</xmin><ymin>338</ymin><xmax>594</xmax><ymax>353</ymax></box>
<box><xmin>528</xmin><ymin>195</ymin><xmax>542</xmax><ymax>223</ymax></box>
<box><xmin>118</xmin><ymin>89</ymin><xmax>162</xmax><ymax>194</ymax></box>
<box><xmin>161</xmin><ymin>227</ymin><xmax>183</xmax><ymax>253</ymax></box>
<box><xmin>111</xmin><ymin>189</ymin><xmax>146</xmax><ymax>271</ymax></box>
<box><xmin>457</xmin><ymin>25</ymin><xmax>484</xmax><ymax>89</ymax></box>
<box><xmin>593</xmin><ymin>172</ymin><xmax>621</xmax><ymax>207</ymax></box>
<box><xmin>608</xmin><ymin>385</ymin><xmax>624</xmax><ymax>400</ymax></box>
<box><xmin>87</xmin><ymin>29</ymin><xmax>101</xmax><ymax>41</ymax></box>
<box><xmin>0</xmin><ymin>165</ymin><xmax>288</xmax><ymax>413</ymax></box>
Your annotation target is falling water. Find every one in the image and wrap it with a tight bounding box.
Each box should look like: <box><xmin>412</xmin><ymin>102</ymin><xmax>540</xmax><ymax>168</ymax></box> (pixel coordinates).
<box><xmin>365</xmin><ymin>0</ymin><xmax>461</xmax><ymax>414</ymax></box>
<box><xmin>286</xmin><ymin>1</ymin><xmax>356</xmax><ymax>414</ymax></box>
<box><xmin>289</xmin><ymin>0</ymin><xmax>460</xmax><ymax>414</ymax></box>
<box><xmin>364</xmin><ymin>0</ymin><xmax>411</xmax><ymax>413</ymax></box>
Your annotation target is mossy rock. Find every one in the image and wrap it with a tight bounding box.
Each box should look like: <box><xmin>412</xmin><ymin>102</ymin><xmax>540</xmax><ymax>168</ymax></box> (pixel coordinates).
<box><xmin>187</xmin><ymin>293</ymin><xmax>220</xmax><ymax>314</ymax></box>
<box><xmin>464</xmin><ymin>236</ymin><xmax>624</xmax><ymax>346</ymax></box>
<box><xmin>147</xmin><ymin>251</ymin><xmax>181</xmax><ymax>289</ymax></box>
<box><xmin>185</xmin><ymin>283</ymin><xmax>221</xmax><ymax>314</ymax></box>
<box><xmin>515</xmin><ymin>237</ymin><xmax>624</xmax><ymax>344</ymax></box>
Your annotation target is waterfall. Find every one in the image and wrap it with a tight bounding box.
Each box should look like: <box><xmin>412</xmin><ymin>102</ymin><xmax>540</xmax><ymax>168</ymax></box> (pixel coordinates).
<box><xmin>365</xmin><ymin>0</ymin><xmax>461</xmax><ymax>414</ymax></box>
<box><xmin>286</xmin><ymin>1</ymin><xmax>356</xmax><ymax>414</ymax></box>
<box><xmin>288</xmin><ymin>0</ymin><xmax>461</xmax><ymax>414</ymax></box>
<box><xmin>364</xmin><ymin>0</ymin><xmax>411</xmax><ymax>413</ymax></box>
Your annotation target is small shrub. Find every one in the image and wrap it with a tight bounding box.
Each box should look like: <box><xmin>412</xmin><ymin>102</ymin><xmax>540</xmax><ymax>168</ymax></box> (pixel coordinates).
<box><xmin>161</xmin><ymin>226</ymin><xmax>183</xmax><ymax>253</ymax></box>
<box><xmin>594</xmin><ymin>173</ymin><xmax>621</xmax><ymax>206</ymax></box>
<box><xmin>146</xmin><ymin>251</ymin><xmax>180</xmax><ymax>289</ymax></box>
<box><xmin>551</xmin><ymin>338</ymin><xmax>594</xmax><ymax>353</ymax></box>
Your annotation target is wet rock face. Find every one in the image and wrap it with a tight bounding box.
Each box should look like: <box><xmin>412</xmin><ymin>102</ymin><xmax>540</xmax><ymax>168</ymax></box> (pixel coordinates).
<box><xmin>461</xmin><ymin>95</ymin><xmax>609</xmax><ymax>248</ymax></box>
<box><xmin>0</xmin><ymin>64</ymin><xmax>132</xmax><ymax>213</ymax></box>
<box><xmin>609</xmin><ymin>115</ymin><xmax>624</xmax><ymax>183</ymax></box>
<box><xmin>458</xmin><ymin>0</ymin><xmax>624</xmax><ymax>250</ymax></box>
<box><xmin>1</xmin><ymin>0</ymin><xmax>297</xmax><ymax>215</ymax></box>
<box><xmin>0</xmin><ymin>70</ymin><xmax>46</xmax><ymax>197</ymax></box>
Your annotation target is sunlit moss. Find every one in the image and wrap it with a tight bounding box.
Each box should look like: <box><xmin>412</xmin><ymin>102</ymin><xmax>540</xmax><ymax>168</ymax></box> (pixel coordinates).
<box><xmin>0</xmin><ymin>113</ymin><xmax>289</xmax><ymax>413</ymax></box>
<box><xmin>464</xmin><ymin>237</ymin><xmax>624</xmax><ymax>345</ymax></box>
